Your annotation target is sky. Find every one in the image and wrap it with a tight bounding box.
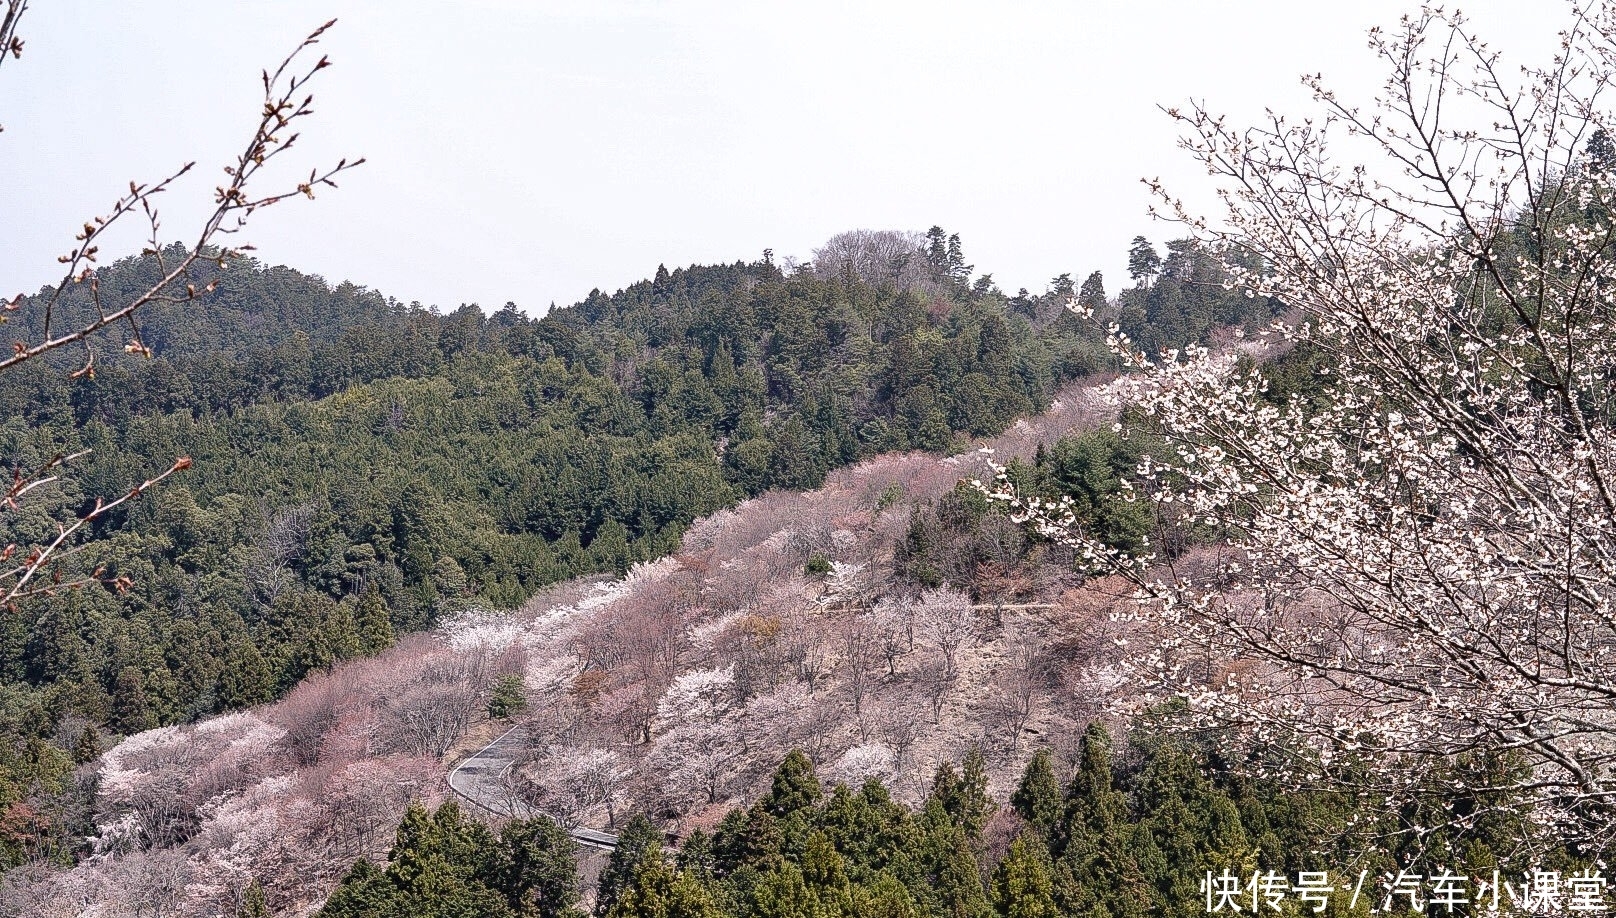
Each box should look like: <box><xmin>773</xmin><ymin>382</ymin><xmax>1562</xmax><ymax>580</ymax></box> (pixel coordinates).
<box><xmin>0</xmin><ymin>1</ymin><xmax>1566</xmax><ymax>316</ymax></box>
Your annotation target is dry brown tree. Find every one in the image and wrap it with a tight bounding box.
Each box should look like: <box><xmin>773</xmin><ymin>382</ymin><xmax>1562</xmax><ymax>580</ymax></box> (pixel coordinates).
<box><xmin>0</xmin><ymin>4</ymin><xmax>361</xmax><ymax>610</ymax></box>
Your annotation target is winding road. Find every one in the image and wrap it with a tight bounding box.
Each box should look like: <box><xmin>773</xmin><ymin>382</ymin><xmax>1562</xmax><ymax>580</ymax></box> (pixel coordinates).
<box><xmin>448</xmin><ymin>724</ymin><xmax>620</xmax><ymax>850</ymax></box>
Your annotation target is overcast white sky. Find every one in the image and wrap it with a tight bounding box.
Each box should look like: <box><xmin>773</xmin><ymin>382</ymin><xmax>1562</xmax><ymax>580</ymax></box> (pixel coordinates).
<box><xmin>0</xmin><ymin>1</ymin><xmax>1565</xmax><ymax>315</ymax></box>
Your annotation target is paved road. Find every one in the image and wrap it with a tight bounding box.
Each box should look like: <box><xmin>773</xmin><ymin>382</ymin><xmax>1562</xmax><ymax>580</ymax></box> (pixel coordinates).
<box><xmin>448</xmin><ymin>724</ymin><xmax>620</xmax><ymax>850</ymax></box>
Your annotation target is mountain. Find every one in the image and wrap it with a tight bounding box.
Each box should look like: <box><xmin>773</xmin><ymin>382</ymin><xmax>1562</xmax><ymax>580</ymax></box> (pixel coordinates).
<box><xmin>0</xmin><ymin>231</ymin><xmax>1296</xmax><ymax>914</ymax></box>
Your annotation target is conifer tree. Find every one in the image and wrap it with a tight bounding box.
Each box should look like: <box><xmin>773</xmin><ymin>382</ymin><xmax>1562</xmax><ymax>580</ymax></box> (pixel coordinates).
<box><xmin>317</xmin><ymin>859</ymin><xmax>395</xmax><ymax>917</ymax></box>
<box><xmin>801</xmin><ymin>831</ymin><xmax>853</xmax><ymax>915</ymax></box>
<box><xmin>72</xmin><ymin>724</ymin><xmax>102</xmax><ymax>765</ymax></box>
<box><xmin>487</xmin><ymin>674</ymin><xmax>528</xmax><ymax>720</ymax></box>
<box><xmin>762</xmin><ymin>750</ymin><xmax>822</xmax><ymax>818</ymax></box>
<box><xmin>1125</xmin><ymin>237</ymin><xmax>1161</xmax><ymax>285</ymax></box>
<box><xmin>1077</xmin><ymin>272</ymin><xmax>1107</xmax><ymax>312</ymax></box>
<box><xmin>675</xmin><ymin>828</ymin><xmax>716</xmax><ymax>881</ymax></box>
<box><xmin>1011</xmin><ymin>750</ymin><xmax>1062</xmax><ymax>841</ymax></box>
<box><xmin>237</xmin><ymin>879</ymin><xmax>270</xmax><ymax>918</ymax></box>
<box><xmin>992</xmin><ymin>835</ymin><xmax>1058</xmax><ymax>918</ymax></box>
<box><xmin>1063</xmin><ymin>724</ymin><xmax>1124</xmax><ymax>843</ymax></box>
<box><xmin>927</xmin><ymin>823</ymin><xmax>990</xmax><ymax>918</ymax></box>
<box><xmin>217</xmin><ymin>641</ymin><xmax>275</xmax><ymax>708</ymax></box>
<box><xmin>110</xmin><ymin>667</ymin><xmax>154</xmax><ymax>734</ymax></box>
<box><xmin>749</xmin><ymin>863</ymin><xmax>818</xmax><ymax>918</ymax></box>
<box><xmin>598</xmin><ymin>815</ymin><xmax>662</xmax><ymax>916</ymax></box>
<box><xmin>929</xmin><ymin>751</ymin><xmax>993</xmax><ymax>840</ymax></box>
<box><xmin>607</xmin><ymin>859</ymin><xmax>722</xmax><ymax>918</ymax></box>
<box><xmin>494</xmin><ymin>816</ymin><xmax>578</xmax><ymax>917</ymax></box>
<box><xmin>958</xmin><ymin>749</ymin><xmax>994</xmax><ymax>840</ymax></box>
<box><xmin>850</xmin><ymin>872</ymin><xmax>924</xmax><ymax>918</ymax></box>
<box><xmin>356</xmin><ymin>586</ymin><xmax>394</xmax><ymax>654</ymax></box>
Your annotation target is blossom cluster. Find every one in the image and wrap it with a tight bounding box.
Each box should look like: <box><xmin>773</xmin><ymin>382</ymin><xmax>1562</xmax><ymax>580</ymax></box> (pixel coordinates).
<box><xmin>979</xmin><ymin>1</ymin><xmax>1616</xmax><ymax>853</ymax></box>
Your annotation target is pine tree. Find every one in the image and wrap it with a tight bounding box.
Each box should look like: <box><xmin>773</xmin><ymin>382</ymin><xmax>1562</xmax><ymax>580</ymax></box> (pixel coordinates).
<box><xmin>676</xmin><ymin>828</ymin><xmax>716</xmax><ymax>881</ymax></box>
<box><xmin>1011</xmin><ymin>750</ymin><xmax>1063</xmax><ymax>841</ymax></box>
<box><xmin>926</xmin><ymin>227</ymin><xmax>950</xmax><ymax>274</ymax></box>
<box><xmin>850</xmin><ymin>872</ymin><xmax>923</xmax><ymax>918</ymax></box>
<box><xmin>607</xmin><ymin>859</ymin><xmax>722</xmax><ymax>918</ymax></box>
<box><xmin>993</xmin><ymin>835</ymin><xmax>1058</xmax><ymax>918</ymax></box>
<box><xmin>317</xmin><ymin>859</ymin><xmax>398</xmax><ymax>917</ymax></box>
<box><xmin>598</xmin><ymin>815</ymin><xmax>662</xmax><ymax>916</ymax></box>
<box><xmin>713</xmin><ymin>805</ymin><xmax>788</xmax><ymax>874</ymax></box>
<box><xmin>1128</xmin><ymin>740</ymin><xmax>1254</xmax><ymax>916</ymax></box>
<box><xmin>317</xmin><ymin>803</ymin><xmax>515</xmax><ymax>918</ymax></box>
<box><xmin>110</xmin><ymin>666</ymin><xmax>154</xmax><ymax>733</ymax></box>
<box><xmin>817</xmin><ymin>781</ymin><xmax>919</xmax><ymax>877</ymax></box>
<box><xmin>494</xmin><ymin>816</ymin><xmax>578</xmax><ymax>917</ymax></box>
<box><xmin>958</xmin><ymin>749</ymin><xmax>994</xmax><ymax>840</ymax></box>
<box><xmin>357</xmin><ymin>586</ymin><xmax>394</xmax><ymax>654</ymax></box>
<box><xmin>750</xmin><ymin>862</ymin><xmax>841</xmax><ymax>918</ymax></box>
<box><xmin>945</xmin><ymin>234</ymin><xmax>974</xmax><ymax>288</ymax></box>
<box><xmin>926</xmin><ymin>820</ymin><xmax>990</xmax><ymax>918</ymax></box>
<box><xmin>801</xmin><ymin>831</ymin><xmax>853</xmax><ymax>914</ymax></box>
<box><xmin>487</xmin><ymin>674</ymin><xmax>527</xmax><ymax>720</ymax></box>
<box><xmin>72</xmin><ymin>724</ymin><xmax>102</xmax><ymax>764</ymax></box>
<box><xmin>1064</xmin><ymin>724</ymin><xmax>1124</xmax><ymax>843</ymax></box>
<box><xmin>1077</xmin><ymin>272</ymin><xmax>1107</xmax><ymax>311</ymax></box>
<box><xmin>1126</xmin><ymin>237</ymin><xmax>1162</xmax><ymax>285</ymax></box>
<box><xmin>762</xmin><ymin>750</ymin><xmax>822</xmax><ymax>818</ymax></box>
<box><xmin>217</xmin><ymin>640</ymin><xmax>275</xmax><ymax>708</ymax></box>
<box><xmin>929</xmin><ymin>751</ymin><xmax>993</xmax><ymax>840</ymax></box>
<box><xmin>1590</xmin><ymin>126</ymin><xmax>1616</xmax><ymax>172</ymax></box>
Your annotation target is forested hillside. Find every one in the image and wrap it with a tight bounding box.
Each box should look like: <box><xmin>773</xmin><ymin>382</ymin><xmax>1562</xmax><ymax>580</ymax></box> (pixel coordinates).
<box><xmin>0</xmin><ymin>367</ymin><xmax>1285</xmax><ymax>917</ymax></box>
<box><xmin>0</xmin><ymin>229</ymin><xmax>1278</xmax><ymax>896</ymax></box>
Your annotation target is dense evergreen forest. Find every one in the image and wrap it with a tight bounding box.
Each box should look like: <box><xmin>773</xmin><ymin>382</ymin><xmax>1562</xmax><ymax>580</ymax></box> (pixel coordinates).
<box><xmin>0</xmin><ymin>231</ymin><xmax>1278</xmax><ymax>875</ymax></box>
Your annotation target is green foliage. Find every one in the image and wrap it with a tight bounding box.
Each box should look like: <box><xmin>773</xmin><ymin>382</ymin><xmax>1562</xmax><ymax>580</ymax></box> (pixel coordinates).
<box><xmin>804</xmin><ymin>554</ymin><xmax>833</xmax><ymax>576</ymax></box>
<box><xmin>761</xmin><ymin>750</ymin><xmax>823</xmax><ymax>819</ymax></box>
<box><xmin>600</xmin><ymin>815</ymin><xmax>665</xmax><ymax>917</ymax></box>
<box><xmin>488</xmin><ymin>674</ymin><xmax>528</xmax><ymax>720</ymax></box>
<box><xmin>0</xmin><ymin>245</ymin><xmax>1108</xmax><ymax>884</ymax></box>
<box><xmin>992</xmin><ymin>835</ymin><xmax>1057</xmax><ymax>918</ymax></box>
<box><xmin>238</xmin><ymin>880</ymin><xmax>271</xmax><ymax>918</ymax></box>
<box><xmin>895</xmin><ymin>483</ymin><xmax>1030</xmax><ymax>591</ymax></box>
<box><xmin>1009</xmin><ymin>751</ymin><xmax>1062</xmax><ymax>841</ymax></box>
<box><xmin>1114</xmin><ymin>238</ymin><xmax>1282</xmax><ymax>356</ymax></box>
<box><xmin>928</xmin><ymin>749</ymin><xmax>993</xmax><ymax>842</ymax></box>
<box><xmin>606</xmin><ymin>856</ymin><xmax>722</xmax><ymax>918</ymax></box>
<box><xmin>495</xmin><ymin>816</ymin><xmax>582</xmax><ymax>917</ymax></box>
<box><xmin>1027</xmin><ymin>428</ymin><xmax>1153</xmax><ymax>553</ymax></box>
<box><xmin>1</xmin><ymin>234</ymin><xmax>1324</xmax><ymax>895</ymax></box>
<box><xmin>302</xmin><ymin>739</ymin><xmax>1575</xmax><ymax>918</ymax></box>
<box><xmin>317</xmin><ymin>801</ymin><xmax>579</xmax><ymax>918</ymax></box>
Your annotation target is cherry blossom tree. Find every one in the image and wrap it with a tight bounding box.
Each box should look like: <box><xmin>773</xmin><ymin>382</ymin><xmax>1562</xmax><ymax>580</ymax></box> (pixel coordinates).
<box><xmin>533</xmin><ymin>746</ymin><xmax>628</xmax><ymax>829</ymax></box>
<box><xmin>647</xmin><ymin>666</ymin><xmax>743</xmax><ymax>807</ymax></box>
<box><xmin>872</xmin><ymin>594</ymin><xmax>915</xmax><ymax>675</ymax></box>
<box><xmin>985</xmin><ymin>2</ymin><xmax>1616</xmax><ymax>851</ymax></box>
<box><xmin>915</xmin><ymin>587</ymin><xmax>976</xmax><ymax>678</ymax></box>
<box><xmin>838</xmin><ymin>611</ymin><xmax>878</xmax><ymax>733</ymax></box>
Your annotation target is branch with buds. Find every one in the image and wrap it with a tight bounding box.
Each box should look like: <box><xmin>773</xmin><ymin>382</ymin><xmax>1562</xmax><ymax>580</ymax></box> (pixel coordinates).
<box><xmin>3</xmin><ymin>17</ymin><xmax>363</xmax><ymax>377</ymax></box>
<box><xmin>0</xmin><ymin>13</ymin><xmax>361</xmax><ymax>611</ymax></box>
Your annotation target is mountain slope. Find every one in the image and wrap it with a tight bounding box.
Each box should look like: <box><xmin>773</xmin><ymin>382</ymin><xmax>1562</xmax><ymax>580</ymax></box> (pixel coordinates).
<box><xmin>0</xmin><ymin>368</ymin><xmax>1152</xmax><ymax>916</ymax></box>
